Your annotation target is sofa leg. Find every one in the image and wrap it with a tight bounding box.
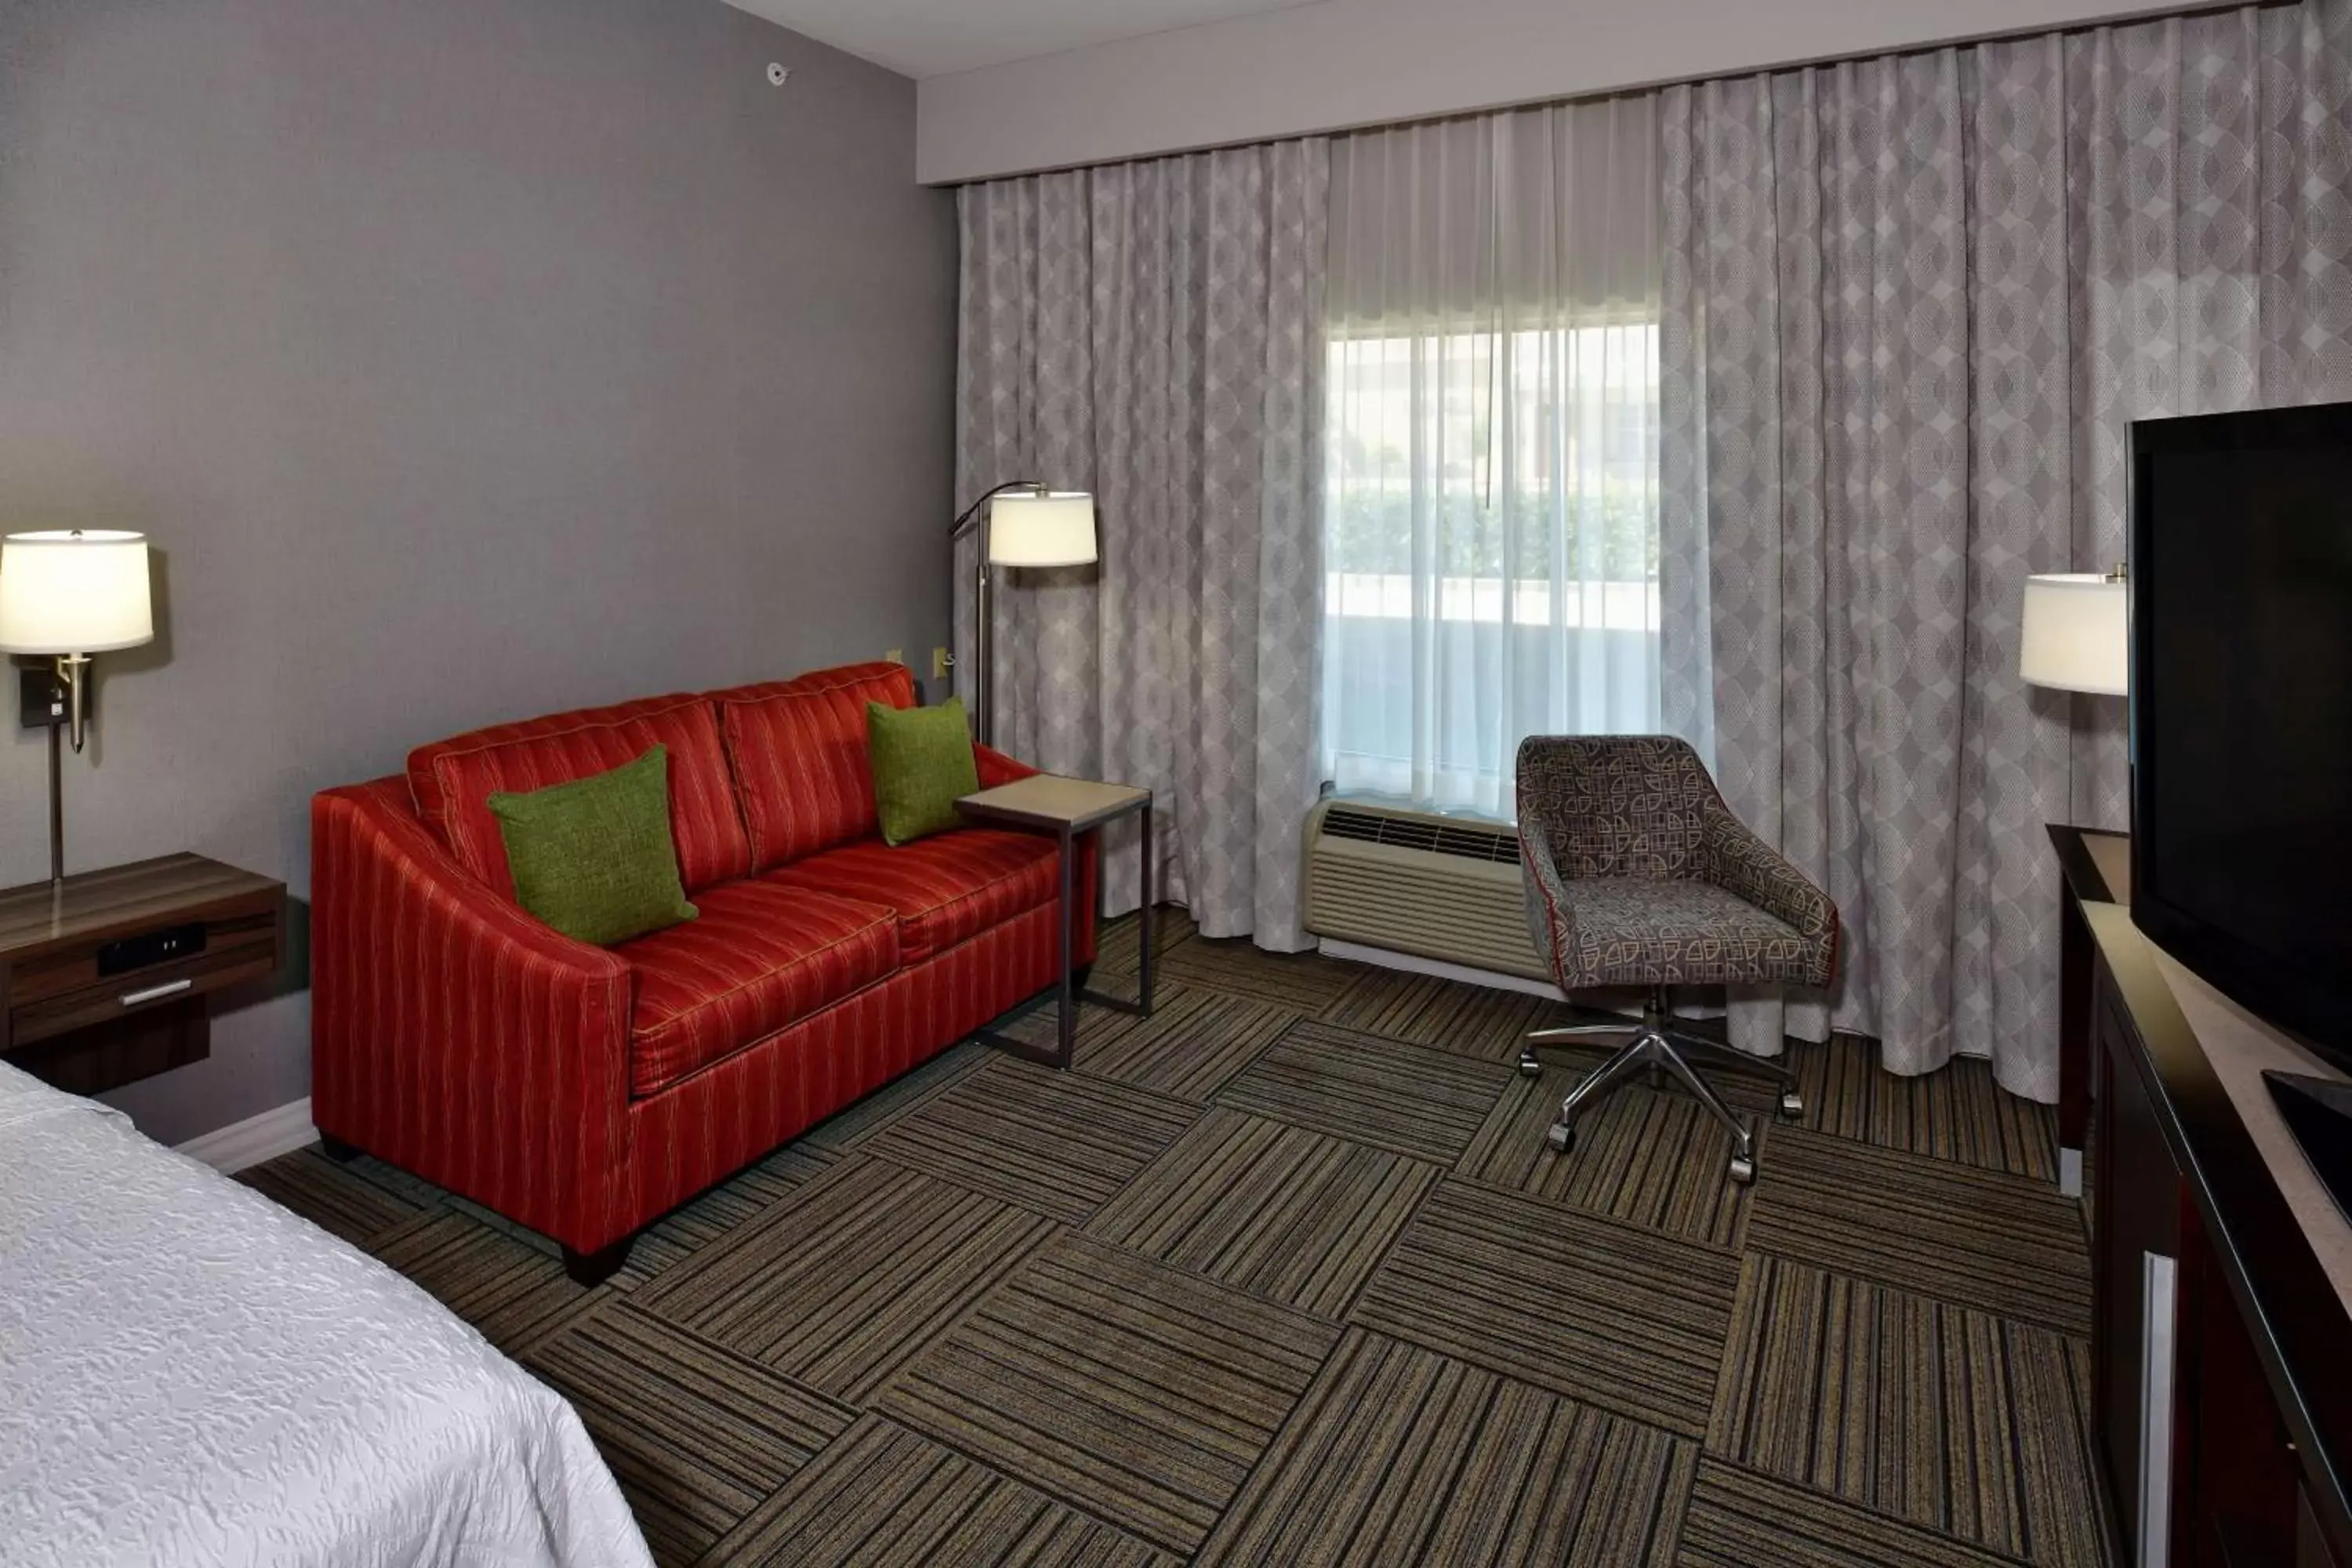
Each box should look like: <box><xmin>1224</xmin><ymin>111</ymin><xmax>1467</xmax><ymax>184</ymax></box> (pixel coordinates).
<box><xmin>1073</xmin><ymin>962</ymin><xmax>1094</xmax><ymax>993</ymax></box>
<box><xmin>318</xmin><ymin>1134</ymin><xmax>363</xmax><ymax>1164</ymax></box>
<box><xmin>562</xmin><ymin>1236</ymin><xmax>634</xmax><ymax>1287</ymax></box>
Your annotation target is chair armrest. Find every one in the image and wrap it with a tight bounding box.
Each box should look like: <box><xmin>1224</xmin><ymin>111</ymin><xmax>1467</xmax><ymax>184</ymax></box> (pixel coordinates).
<box><xmin>1519</xmin><ymin>818</ymin><xmax>1581</xmax><ymax>985</ymax></box>
<box><xmin>1697</xmin><ymin>804</ymin><xmax>1839</xmax><ymax>985</ymax></box>
<box><xmin>310</xmin><ymin>779</ymin><xmax>634</xmax><ymax>1250</ymax></box>
<box><xmin>972</xmin><ymin>742</ymin><xmax>1038</xmax><ymax>790</ymax></box>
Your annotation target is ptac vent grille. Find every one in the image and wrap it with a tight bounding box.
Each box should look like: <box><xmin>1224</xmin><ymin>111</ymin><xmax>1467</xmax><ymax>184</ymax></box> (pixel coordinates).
<box><xmin>1318</xmin><ymin>805</ymin><xmax>1521</xmax><ymax>865</ymax></box>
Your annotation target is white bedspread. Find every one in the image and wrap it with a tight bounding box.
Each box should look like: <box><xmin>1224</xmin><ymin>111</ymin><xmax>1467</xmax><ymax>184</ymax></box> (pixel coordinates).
<box><xmin>0</xmin><ymin>1064</ymin><xmax>652</xmax><ymax>1568</ymax></box>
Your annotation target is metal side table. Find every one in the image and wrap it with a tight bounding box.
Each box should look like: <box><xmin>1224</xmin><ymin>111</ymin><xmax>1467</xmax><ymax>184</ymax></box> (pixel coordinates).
<box><xmin>956</xmin><ymin>775</ymin><xmax>1155</xmax><ymax>1069</ymax></box>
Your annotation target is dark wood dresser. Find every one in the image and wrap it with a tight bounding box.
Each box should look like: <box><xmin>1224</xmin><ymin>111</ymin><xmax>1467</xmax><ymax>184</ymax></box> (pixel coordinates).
<box><xmin>2056</xmin><ymin>826</ymin><xmax>2352</xmax><ymax>1568</ymax></box>
<box><xmin>0</xmin><ymin>854</ymin><xmax>285</xmax><ymax>1095</ymax></box>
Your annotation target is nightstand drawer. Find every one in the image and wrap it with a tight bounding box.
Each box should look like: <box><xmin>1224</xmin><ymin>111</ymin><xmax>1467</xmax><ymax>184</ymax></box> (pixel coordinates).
<box><xmin>10</xmin><ymin>932</ymin><xmax>279</xmax><ymax>1047</ymax></box>
<box><xmin>6</xmin><ymin>906</ymin><xmax>275</xmax><ymax>1007</ymax></box>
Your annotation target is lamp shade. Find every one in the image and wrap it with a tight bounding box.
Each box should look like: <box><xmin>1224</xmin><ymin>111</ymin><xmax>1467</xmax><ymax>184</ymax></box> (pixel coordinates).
<box><xmin>988</xmin><ymin>491</ymin><xmax>1097</xmax><ymax>567</ymax></box>
<box><xmin>2020</xmin><ymin>572</ymin><xmax>2127</xmax><ymax>695</ymax></box>
<box><xmin>0</xmin><ymin>530</ymin><xmax>155</xmax><ymax>655</ymax></box>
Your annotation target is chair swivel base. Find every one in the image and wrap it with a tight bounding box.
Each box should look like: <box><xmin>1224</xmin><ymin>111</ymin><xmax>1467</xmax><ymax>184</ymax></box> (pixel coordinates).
<box><xmin>1518</xmin><ymin>991</ymin><xmax>1802</xmax><ymax>1186</ymax></box>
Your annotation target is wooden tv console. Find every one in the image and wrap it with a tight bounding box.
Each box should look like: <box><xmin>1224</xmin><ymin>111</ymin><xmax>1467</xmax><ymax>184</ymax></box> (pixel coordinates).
<box><xmin>2054</xmin><ymin>826</ymin><xmax>2351</xmax><ymax>1567</ymax></box>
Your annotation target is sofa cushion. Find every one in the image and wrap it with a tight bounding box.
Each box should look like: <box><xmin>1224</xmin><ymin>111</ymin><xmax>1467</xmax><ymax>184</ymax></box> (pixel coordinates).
<box><xmin>763</xmin><ymin>829</ymin><xmax>1058</xmax><ymax>962</ymax></box>
<box><xmin>715</xmin><ymin>662</ymin><xmax>916</xmax><ymax>870</ymax></box>
<box><xmin>619</xmin><ymin>880</ymin><xmax>898</xmax><ymax>1098</ymax></box>
<box><xmin>409</xmin><ymin>694</ymin><xmax>751</xmax><ymax>901</ymax></box>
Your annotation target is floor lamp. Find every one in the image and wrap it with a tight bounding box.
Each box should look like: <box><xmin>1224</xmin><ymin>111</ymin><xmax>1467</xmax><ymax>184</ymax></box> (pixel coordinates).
<box><xmin>948</xmin><ymin>483</ymin><xmax>1098</xmax><ymax>748</ymax></box>
<box><xmin>0</xmin><ymin>530</ymin><xmax>155</xmax><ymax>888</ymax></box>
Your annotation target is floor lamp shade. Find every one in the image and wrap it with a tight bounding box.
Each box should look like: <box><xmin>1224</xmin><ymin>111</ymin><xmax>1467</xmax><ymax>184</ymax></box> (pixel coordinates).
<box><xmin>987</xmin><ymin>492</ymin><xmax>1097</xmax><ymax>567</ymax></box>
<box><xmin>2020</xmin><ymin>572</ymin><xmax>2128</xmax><ymax>696</ymax></box>
<box><xmin>0</xmin><ymin>530</ymin><xmax>154</xmax><ymax>655</ymax></box>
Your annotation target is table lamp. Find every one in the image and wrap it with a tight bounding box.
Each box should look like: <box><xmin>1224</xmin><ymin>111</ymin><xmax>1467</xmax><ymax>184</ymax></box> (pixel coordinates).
<box><xmin>0</xmin><ymin>529</ymin><xmax>155</xmax><ymax>887</ymax></box>
<box><xmin>2020</xmin><ymin>566</ymin><xmax>2128</xmax><ymax>696</ymax></box>
<box><xmin>948</xmin><ymin>483</ymin><xmax>1097</xmax><ymax>746</ymax></box>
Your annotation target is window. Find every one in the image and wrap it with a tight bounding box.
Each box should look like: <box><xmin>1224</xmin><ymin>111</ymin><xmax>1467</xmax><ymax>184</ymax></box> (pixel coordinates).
<box><xmin>1321</xmin><ymin>318</ymin><xmax>1662</xmax><ymax>818</ymax></box>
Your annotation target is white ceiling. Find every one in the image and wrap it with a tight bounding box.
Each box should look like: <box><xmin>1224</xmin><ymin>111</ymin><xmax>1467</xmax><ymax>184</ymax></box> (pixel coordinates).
<box><xmin>724</xmin><ymin>0</ymin><xmax>1319</xmax><ymax>78</ymax></box>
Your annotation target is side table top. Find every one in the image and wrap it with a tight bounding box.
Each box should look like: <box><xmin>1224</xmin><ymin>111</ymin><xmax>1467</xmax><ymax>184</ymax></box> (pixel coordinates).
<box><xmin>958</xmin><ymin>775</ymin><xmax>1151</xmax><ymax>833</ymax></box>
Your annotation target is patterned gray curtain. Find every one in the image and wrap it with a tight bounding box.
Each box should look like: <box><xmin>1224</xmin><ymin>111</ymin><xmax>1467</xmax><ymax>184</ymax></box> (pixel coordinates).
<box><xmin>956</xmin><ymin>142</ymin><xmax>1330</xmax><ymax>949</ymax></box>
<box><xmin>1662</xmin><ymin>0</ymin><xmax>2352</xmax><ymax>1098</ymax></box>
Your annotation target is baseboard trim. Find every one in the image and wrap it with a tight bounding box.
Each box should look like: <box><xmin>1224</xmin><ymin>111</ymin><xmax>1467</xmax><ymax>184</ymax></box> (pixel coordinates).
<box><xmin>175</xmin><ymin>1097</ymin><xmax>317</xmax><ymax>1174</ymax></box>
<box><xmin>1317</xmin><ymin>937</ymin><xmax>1570</xmax><ymax>1002</ymax></box>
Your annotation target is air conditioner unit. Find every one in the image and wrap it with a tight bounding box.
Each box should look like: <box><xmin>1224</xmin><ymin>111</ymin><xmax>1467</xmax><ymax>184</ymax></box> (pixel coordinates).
<box><xmin>1301</xmin><ymin>797</ymin><xmax>1552</xmax><ymax>985</ymax></box>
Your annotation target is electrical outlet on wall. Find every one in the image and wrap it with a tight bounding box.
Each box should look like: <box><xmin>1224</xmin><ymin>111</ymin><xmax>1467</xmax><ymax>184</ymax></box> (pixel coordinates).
<box><xmin>884</xmin><ymin>648</ymin><xmax>903</xmax><ymax>666</ymax></box>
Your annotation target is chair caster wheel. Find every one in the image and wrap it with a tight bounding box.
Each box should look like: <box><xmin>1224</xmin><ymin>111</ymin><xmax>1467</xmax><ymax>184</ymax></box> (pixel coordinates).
<box><xmin>1728</xmin><ymin>1152</ymin><xmax>1756</xmax><ymax>1186</ymax></box>
<box><xmin>1777</xmin><ymin>1089</ymin><xmax>1804</xmax><ymax>1120</ymax></box>
<box><xmin>1545</xmin><ymin>1123</ymin><xmax>1575</xmax><ymax>1156</ymax></box>
<box><xmin>1516</xmin><ymin>1051</ymin><xmax>1543</xmax><ymax>1079</ymax></box>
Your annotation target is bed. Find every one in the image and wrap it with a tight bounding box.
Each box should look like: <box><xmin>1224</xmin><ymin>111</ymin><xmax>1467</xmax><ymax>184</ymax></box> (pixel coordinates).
<box><xmin>0</xmin><ymin>1061</ymin><xmax>653</xmax><ymax>1568</ymax></box>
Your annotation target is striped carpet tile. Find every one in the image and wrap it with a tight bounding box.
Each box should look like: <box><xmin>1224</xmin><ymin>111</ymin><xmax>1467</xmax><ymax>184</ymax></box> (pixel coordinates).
<box><xmin>368</xmin><ymin>1208</ymin><xmax>608</xmax><ymax>1358</ymax></box>
<box><xmin>877</xmin><ymin>1232</ymin><xmax>1338</xmax><ymax>1557</ymax></box>
<box><xmin>524</xmin><ymin>1301</ymin><xmax>854</xmax><ymax>1566</ymax></box>
<box><xmin>1091</xmin><ymin>904</ymin><xmax>1198</xmax><ymax>978</ymax></box>
<box><xmin>1455</xmin><ymin>1064</ymin><xmax>1757</xmax><ymax>1249</ymax></box>
<box><xmin>702</xmin><ymin>1415</ymin><xmax>1175</xmax><ymax>1567</ymax></box>
<box><xmin>1708</xmin><ymin>1254</ymin><xmax>2105</xmax><ymax>1568</ymax></box>
<box><xmin>619</xmin><ymin>1143</ymin><xmax>837</xmax><ymax>1289</ymax></box>
<box><xmin>1156</xmin><ymin>936</ymin><xmax>1363</xmax><ymax>1012</ymax></box>
<box><xmin>236</xmin><ymin>1145</ymin><xmax>429</xmax><ymax>1248</ymax></box>
<box><xmin>863</xmin><ymin>1058</ymin><xmax>1197</xmax><ymax>1225</ymax></box>
<box><xmin>797</xmin><ymin>1038</ymin><xmax>993</xmax><ymax>1152</ymax></box>
<box><xmin>1214</xmin><ymin>1019</ymin><xmax>1514</xmax><ymax>1165</ymax></box>
<box><xmin>239</xmin><ymin>911</ymin><xmax>2111</xmax><ymax>1568</ymax></box>
<box><xmin>1002</xmin><ymin>982</ymin><xmax>1298</xmax><ymax>1102</ymax></box>
<box><xmin>1744</xmin><ymin>1124</ymin><xmax>2093</xmax><ymax>1335</ymax></box>
<box><xmin>633</xmin><ymin>1156</ymin><xmax>1057</xmax><ymax>1403</ymax></box>
<box><xmin>1798</xmin><ymin>1034</ymin><xmax>2060</xmax><ymax>1180</ymax></box>
<box><xmin>1678</xmin><ymin>1459</ymin><xmax>2050</xmax><ymax>1568</ymax></box>
<box><xmin>1087</xmin><ymin>1109</ymin><xmax>1439</xmax><ymax>1318</ymax></box>
<box><xmin>1198</xmin><ymin>1328</ymin><xmax>1693</xmax><ymax>1567</ymax></box>
<box><xmin>1317</xmin><ymin>969</ymin><xmax>1581</xmax><ymax>1062</ymax></box>
<box><xmin>1351</xmin><ymin>1178</ymin><xmax>1740</xmax><ymax>1436</ymax></box>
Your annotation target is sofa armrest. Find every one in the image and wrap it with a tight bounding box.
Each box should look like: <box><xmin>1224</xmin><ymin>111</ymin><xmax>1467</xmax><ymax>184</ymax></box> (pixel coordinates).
<box><xmin>1696</xmin><ymin>804</ymin><xmax>1839</xmax><ymax>986</ymax></box>
<box><xmin>310</xmin><ymin>779</ymin><xmax>635</xmax><ymax>1250</ymax></box>
<box><xmin>972</xmin><ymin>742</ymin><xmax>1038</xmax><ymax>790</ymax></box>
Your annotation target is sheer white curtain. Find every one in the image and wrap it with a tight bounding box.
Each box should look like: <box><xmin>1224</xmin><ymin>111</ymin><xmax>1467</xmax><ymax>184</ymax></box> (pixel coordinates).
<box><xmin>1322</xmin><ymin>96</ymin><xmax>1663</xmax><ymax>819</ymax></box>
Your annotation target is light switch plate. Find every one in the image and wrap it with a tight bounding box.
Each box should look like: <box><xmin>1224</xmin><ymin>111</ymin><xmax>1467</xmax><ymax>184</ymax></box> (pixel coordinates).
<box><xmin>931</xmin><ymin>647</ymin><xmax>953</xmax><ymax>680</ymax></box>
<box><xmin>16</xmin><ymin>665</ymin><xmax>70</xmax><ymax>730</ymax></box>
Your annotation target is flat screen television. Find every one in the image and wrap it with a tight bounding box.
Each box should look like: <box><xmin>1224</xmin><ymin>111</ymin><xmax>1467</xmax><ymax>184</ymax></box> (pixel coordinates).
<box><xmin>2131</xmin><ymin>401</ymin><xmax>2352</xmax><ymax>1198</ymax></box>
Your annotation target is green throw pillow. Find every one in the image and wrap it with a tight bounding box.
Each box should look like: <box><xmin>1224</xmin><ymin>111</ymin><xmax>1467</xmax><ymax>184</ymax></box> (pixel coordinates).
<box><xmin>868</xmin><ymin>698</ymin><xmax>980</xmax><ymax>846</ymax></box>
<box><xmin>488</xmin><ymin>746</ymin><xmax>698</xmax><ymax>946</ymax></box>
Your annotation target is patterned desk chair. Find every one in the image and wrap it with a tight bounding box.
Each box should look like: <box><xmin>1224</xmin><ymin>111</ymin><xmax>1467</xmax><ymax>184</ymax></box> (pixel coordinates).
<box><xmin>1516</xmin><ymin>735</ymin><xmax>1840</xmax><ymax>1184</ymax></box>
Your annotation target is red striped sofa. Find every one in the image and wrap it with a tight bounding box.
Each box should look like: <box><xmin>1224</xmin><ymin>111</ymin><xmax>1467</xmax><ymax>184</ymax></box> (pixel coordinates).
<box><xmin>310</xmin><ymin>661</ymin><xmax>1095</xmax><ymax>1283</ymax></box>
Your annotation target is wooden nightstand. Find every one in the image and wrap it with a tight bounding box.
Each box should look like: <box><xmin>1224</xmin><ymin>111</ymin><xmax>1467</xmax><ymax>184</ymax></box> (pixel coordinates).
<box><xmin>0</xmin><ymin>854</ymin><xmax>285</xmax><ymax>1096</ymax></box>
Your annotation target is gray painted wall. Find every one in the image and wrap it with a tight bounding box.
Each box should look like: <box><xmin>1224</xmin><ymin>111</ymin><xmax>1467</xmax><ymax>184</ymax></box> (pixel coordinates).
<box><xmin>913</xmin><ymin>0</ymin><xmax>2172</xmax><ymax>182</ymax></box>
<box><xmin>0</xmin><ymin>0</ymin><xmax>956</xmax><ymax>1145</ymax></box>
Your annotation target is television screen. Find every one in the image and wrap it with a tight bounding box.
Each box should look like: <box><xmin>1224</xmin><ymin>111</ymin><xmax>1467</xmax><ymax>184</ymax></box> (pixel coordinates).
<box><xmin>2131</xmin><ymin>401</ymin><xmax>2352</xmax><ymax>1070</ymax></box>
